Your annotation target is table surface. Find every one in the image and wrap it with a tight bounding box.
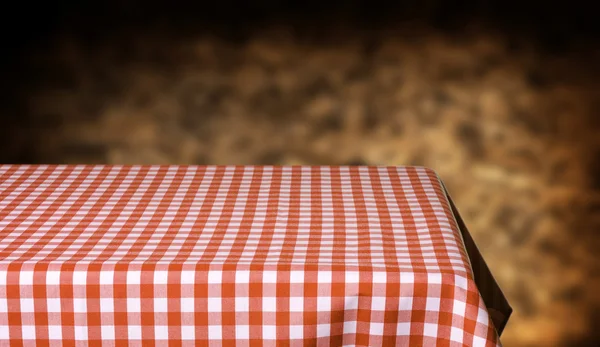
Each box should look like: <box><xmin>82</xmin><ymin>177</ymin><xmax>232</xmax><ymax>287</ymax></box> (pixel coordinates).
<box><xmin>0</xmin><ymin>165</ymin><xmax>503</xmax><ymax>346</ymax></box>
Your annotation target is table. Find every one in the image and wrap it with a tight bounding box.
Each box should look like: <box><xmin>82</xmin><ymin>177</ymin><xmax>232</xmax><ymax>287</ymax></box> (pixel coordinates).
<box><xmin>0</xmin><ymin>165</ymin><xmax>510</xmax><ymax>346</ymax></box>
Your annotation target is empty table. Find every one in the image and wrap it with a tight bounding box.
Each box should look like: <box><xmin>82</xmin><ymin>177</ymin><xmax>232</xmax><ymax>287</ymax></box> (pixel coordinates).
<box><xmin>0</xmin><ymin>165</ymin><xmax>510</xmax><ymax>346</ymax></box>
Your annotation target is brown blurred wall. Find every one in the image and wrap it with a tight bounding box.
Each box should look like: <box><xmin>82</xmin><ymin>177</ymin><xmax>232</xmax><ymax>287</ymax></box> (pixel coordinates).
<box><xmin>1</xmin><ymin>2</ymin><xmax>599</xmax><ymax>346</ymax></box>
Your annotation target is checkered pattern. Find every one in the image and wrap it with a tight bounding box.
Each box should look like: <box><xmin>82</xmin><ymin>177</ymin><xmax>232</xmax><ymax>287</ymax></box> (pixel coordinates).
<box><xmin>0</xmin><ymin>165</ymin><xmax>501</xmax><ymax>346</ymax></box>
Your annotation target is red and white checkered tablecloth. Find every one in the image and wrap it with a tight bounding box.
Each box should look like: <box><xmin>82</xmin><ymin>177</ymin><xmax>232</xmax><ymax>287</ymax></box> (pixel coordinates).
<box><xmin>0</xmin><ymin>165</ymin><xmax>508</xmax><ymax>346</ymax></box>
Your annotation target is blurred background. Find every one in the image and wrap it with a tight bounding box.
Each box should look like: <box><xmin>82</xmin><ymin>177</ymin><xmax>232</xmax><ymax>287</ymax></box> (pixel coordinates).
<box><xmin>1</xmin><ymin>1</ymin><xmax>599</xmax><ymax>345</ymax></box>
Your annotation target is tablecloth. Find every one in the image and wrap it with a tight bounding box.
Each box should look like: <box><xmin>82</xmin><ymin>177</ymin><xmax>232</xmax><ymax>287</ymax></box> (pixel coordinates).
<box><xmin>0</xmin><ymin>165</ymin><xmax>510</xmax><ymax>346</ymax></box>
